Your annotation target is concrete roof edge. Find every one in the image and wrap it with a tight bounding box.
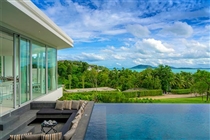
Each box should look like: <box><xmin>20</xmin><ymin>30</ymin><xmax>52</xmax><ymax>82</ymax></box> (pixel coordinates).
<box><xmin>7</xmin><ymin>0</ymin><xmax>74</xmax><ymax>48</ymax></box>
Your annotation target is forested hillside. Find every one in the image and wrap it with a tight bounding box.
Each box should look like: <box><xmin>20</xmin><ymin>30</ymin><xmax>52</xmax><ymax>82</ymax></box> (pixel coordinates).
<box><xmin>58</xmin><ymin>60</ymin><xmax>210</xmax><ymax>101</ymax></box>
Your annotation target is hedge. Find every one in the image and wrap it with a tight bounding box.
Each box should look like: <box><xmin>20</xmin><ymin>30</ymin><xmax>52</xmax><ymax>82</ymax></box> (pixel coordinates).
<box><xmin>123</xmin><ymin>90</ymin><xmax>162</xmax><ymax>98</ymax></box>
<box><xmin>60</xmin><ymin>90</ymin><xmax>162</xmax><ymax>103</ymax></box>
<box><xmin>170</xmin><ymin>89</ymin><xmax>191</xmax><ymax>94</ymax></box>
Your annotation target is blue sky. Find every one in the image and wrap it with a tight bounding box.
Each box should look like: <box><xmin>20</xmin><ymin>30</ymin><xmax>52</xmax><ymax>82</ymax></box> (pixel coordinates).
<box><xmin>32</xmin><ymin>0</ymin><xmax>210</xmax><ymax>69</ymax></box>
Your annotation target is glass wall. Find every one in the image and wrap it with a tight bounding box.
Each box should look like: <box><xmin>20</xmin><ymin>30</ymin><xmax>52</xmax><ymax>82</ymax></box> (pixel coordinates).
<box><xmin>48</xmin><ymin>48</ymin><xmax>57</xmax><ymax>91</ymax></box>
<box><xmin>0</xmin><ymin>28</ymin><xmax>58</xmax><ymax>115</ymax></box>
<box><xmin>20</xmin><ymin>38</ymin><xmax>30</xmax><ymax>104</ymax></box>
<box><xmin>0</xmin><ymin>30</ymin><xmax>14</xmax><ymax>112</ymax></box>
<box><xmin>32</xmin><ymin>41</ymin><xmax>46</xmax><ymax>99</ymax></box>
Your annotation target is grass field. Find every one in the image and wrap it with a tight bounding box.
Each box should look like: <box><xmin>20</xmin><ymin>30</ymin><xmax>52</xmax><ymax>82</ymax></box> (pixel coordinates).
<box><xmin>153</xmin><ymin>96</ymin><xmax>210</xmax><ymax>103</ymax></box>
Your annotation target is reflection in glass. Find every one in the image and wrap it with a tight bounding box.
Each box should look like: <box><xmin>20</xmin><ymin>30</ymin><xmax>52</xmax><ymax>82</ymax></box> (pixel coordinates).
<box><xmin>20</xmin><ymin>38</ymin><xmax>30</xmax><ymax>103</ymax></box>
<box><xmin>0</xmin><ymin>30</ymin><xmax>14</xmax><ymax>113</ymax></box>
<box><xmin>32</xmin><ymin>41</ymin><xmax>46</xmax><ymax>99</ymax></box>
<box><xmin>48</xmin><ymin>48</ymin><xmax>57</xmax><ymax>91</ymax></box>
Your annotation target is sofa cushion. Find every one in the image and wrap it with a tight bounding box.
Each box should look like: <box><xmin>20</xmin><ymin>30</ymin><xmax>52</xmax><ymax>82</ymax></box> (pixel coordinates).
<box><xmin>71</xmin><ymin>100</ymin><xmax>80</xmax><ymax>110</ymax></box>
<box><xmin>61</xmin><ymin>109</ymin><xmax>77</xmax><ymax>114</ymax></box>
<box><xmin>10</xmin><ymin>132</ymin><xmax>32</xmax><ymax>140</ymax></box>
<box><xmin>55</xmin><ymin>100</ymin><xmax>64</xmax><ymax>110</ymax></box>
<box><xmin>63</xmin><ymin>128</ymin><xmax>76</xmax><ymax>140</ymax></box>
<box><xmin>23</xmin><ymin>134</ymin><xmax>42</xmax><ymax>140</ymax></box>
<box><xmin>63</xmin><ymin>100</ymin><xmax>72</xmax><ymax>110</ymax></box>
<box><xmin>37</xmin><ymin>108</ymin><xmax>63</xmax><ymax>115</ymax></box>
<box><xmin>41</xmin><ymin>132</ymin><xmax>62</xmax><ymax>140</ymax></box>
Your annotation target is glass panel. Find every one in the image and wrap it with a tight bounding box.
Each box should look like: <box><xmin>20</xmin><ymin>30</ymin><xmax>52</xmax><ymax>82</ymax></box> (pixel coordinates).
<box><xmin>32</xmin><ymin>41</ymin><xmax>46</xmax><ymax>99</ymax></box>
<box><xmin>48</xmin><ymin>47</ymin><xmax>57</xmax><ymax>92</ymax></box>
<box><xmin>20</xmin><ymin>38</ymin><xmax>30</xmax><ymax>103</ymax></box>
<box><xmin>15</xmin><ymin>35</ymin><xmax>20</xmax><ymax>107</ymax></box>
<box><xmin>0</xmin><ymin>30</ymin><xmax>14</xmax><ymax>114</ymax></box>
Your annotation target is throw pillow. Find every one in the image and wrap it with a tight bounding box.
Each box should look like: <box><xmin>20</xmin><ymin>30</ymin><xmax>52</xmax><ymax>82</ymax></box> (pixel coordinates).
<box><xmin>79</xmin><ymin>100</ymin><xmax>85</xmax><ymax>108</ymax></box>
<box><xmin>63</xmin><ymin>100</ymin><xmax>72</xmax><ymax>110</ymax></box>
<box><xmin>41</xmin><ymin>132</ymin><xmax>62</xmax><ymax>140</ymax></box>
<box><xmin>10</xmin><ymin>132</ymin><xmax>32</xmax><ymax>140</ymax></box>
<box><xmin>71</xmin><ymin>122</ymin><xmax>78</xmax><ymax>129</ymax></box>
<box><xmin>55</xmin><ymin>100</ymin><xmax>64</xmax><ymax>110</ymax></box>
<box><xmin>23</xmin><ymin>134</ymin><xmax>42</xmax><ymax>140</ymax></box>
<box><xmin>71</xmin><ymin>100</ymin><xmax>80</xmax><ymax>110</ymax></box>
<box><xmin>63</xmin><ymin>128</ymin><xmax>76</xmax><ymax>140</ymax></box>
<box><xmin>72</xmin><ymin>114</ymin><xmax>81</xmax><ymax>125</ymax></box>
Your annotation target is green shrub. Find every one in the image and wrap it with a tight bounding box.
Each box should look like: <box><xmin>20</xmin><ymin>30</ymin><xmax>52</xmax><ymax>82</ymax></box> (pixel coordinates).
<box><xmin>170</xmin><ymin>89</ymin><xmax>191</xmax><ymax>94</ymax></box>
<box><xmin>60</xmin><ymin>90</ymin><xmax>158</xmax><ymax>103</ymax></box>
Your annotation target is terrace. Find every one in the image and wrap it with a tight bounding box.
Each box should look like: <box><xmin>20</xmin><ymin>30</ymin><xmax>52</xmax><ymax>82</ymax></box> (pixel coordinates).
<box><xmin>0</xmin><ymin>100</ymin><xmax>94</xmax><ymax>140</ymax></box>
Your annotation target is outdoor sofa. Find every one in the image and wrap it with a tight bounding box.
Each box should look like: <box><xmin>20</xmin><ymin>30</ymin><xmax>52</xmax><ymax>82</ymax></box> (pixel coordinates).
<box><xmin>10</xmin><ymin>100</ymin><xmax>89</xmax><ymax>140</ymax></box>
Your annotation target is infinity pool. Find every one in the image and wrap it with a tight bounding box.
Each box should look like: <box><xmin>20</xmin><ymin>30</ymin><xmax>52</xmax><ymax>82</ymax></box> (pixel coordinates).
<box><xmin>85</xmin><ymin>104</ymin><xmax>210</xmax><ymax>140</ymax></box>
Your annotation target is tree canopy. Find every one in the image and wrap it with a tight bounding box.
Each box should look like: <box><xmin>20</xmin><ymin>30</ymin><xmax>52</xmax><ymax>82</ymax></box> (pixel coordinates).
<box><xmin>58</xmin><ymin>60</ymin><xmax>209</xmax><ymax>100</ymax></box>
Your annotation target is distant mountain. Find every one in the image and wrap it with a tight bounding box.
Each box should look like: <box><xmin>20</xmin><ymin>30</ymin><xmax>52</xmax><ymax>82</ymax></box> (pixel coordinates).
<box><xmin>130</xmin><ymin>65</ymin><xmax>155</xmax><ymax>69</ymax></box>
<box><xmin>130</xmin><ymin>64</ymin><xmax>210</xmax><ymax>69</ymax></box>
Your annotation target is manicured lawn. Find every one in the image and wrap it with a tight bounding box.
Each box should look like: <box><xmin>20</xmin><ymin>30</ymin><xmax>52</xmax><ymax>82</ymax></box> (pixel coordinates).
<box><xmin>153</xmin><ymin>96</ymin><xmax>210</xmax><ymax>103</ymax></box>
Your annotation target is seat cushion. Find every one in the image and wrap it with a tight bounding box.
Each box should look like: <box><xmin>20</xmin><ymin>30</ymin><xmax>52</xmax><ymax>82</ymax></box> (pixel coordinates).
<box><xmin>62</xmin><ymin>109</ymin><xmax>77</xmax><ymax>114</ymax></box>
<box><xmin>37</xmin><ymin>108</ymin><xmax>63</xmax><ymax>115</ymax></box>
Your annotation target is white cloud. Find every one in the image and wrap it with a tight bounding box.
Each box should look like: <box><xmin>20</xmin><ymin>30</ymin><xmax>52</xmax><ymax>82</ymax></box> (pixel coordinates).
<box><xmin>102</xmin><ymin>29</ymin><xmax>127</xmax><ymax>35</ymax></box>
<box><xmin>142</xmin><ymin>38</ymin><xmax>174</xmax><ymax>53</ymax></box>
<box><xmin>112</xmin><ymin>54</ymin><xmax>125</xmax><ymax>60</ymax></box>
<box><xmin>126</xmin><ymin>24</ymin><xmax>150</xmax><ymax>38</ymax></box>
<box><xmin>79</xmin><ymin>52</ymin><xmax>105</xmax><ymax>61</ymax></box>
<box><xmin>205</xmin><ymin>25</ymin><xmax>210</xmax><ymax>30</ymax></box>
<box><xmin>161</xmin><ymin>22</ymin><xmax>193</xmax><ymax>38</ymax></box>
<box><xmin>116</xmin><ymin>63</ymin><xmax>121</xmax><ymax>66</ymax></box>
<box><xmin>120</xmin><ymin>46</ymin><xmax>129</xmax><ymax>51</ymax></box>
<box><xmin>33</xmin><ymin>0</ymin><xmax>210</xmax><ymax>68</ymax></box>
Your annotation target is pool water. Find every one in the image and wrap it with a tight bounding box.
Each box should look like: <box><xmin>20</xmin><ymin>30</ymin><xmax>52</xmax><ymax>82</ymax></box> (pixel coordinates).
<box><xmin>85</xmin><ymin>104</ymin><xmax>210</xmax><ymax>140</ymax></box>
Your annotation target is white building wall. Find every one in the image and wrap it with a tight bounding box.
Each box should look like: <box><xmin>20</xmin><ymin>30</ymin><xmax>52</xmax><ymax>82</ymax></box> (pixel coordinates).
<box><xmin>35</xmin><ymin>87</ymin><xmax>63</xmax><ymax>101</ymax></box>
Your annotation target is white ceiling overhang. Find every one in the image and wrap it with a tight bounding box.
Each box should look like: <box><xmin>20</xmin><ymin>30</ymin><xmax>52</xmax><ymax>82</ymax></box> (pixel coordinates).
<box><xmin>0</xmin><ymin>0</ymin><xmax>73</xmax><ymax>49</ymax></box>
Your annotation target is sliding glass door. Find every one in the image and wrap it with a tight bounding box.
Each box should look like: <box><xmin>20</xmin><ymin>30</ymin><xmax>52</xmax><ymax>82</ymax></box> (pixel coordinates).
<box><xmin>20</xmin><ymin>38</ymin><xmax>30</xmax><ymax>103</ymax></box>
<box><xmin>48</xmin><ymin>48</ymin><xmax>57</xmax><ymax>92</ymax></box>
<box><xmin>32</xmin><ymin>41</ymin><xmax>46</xmax><ymax>99</ymax></box>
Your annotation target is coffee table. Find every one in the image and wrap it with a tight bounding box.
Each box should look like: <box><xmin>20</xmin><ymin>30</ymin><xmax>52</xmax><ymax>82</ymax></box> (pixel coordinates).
<box><xmin>41</xmin><ymin>120</ymin><xmax>57</xmax><ymax>134</ymax></box>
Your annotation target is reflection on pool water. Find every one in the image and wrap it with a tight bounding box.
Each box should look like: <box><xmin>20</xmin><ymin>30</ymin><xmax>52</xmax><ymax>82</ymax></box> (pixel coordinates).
<box><xmin>85</xmin><ymin>104</ymin><xmax>210</xmax><ymax>140</ymax></box>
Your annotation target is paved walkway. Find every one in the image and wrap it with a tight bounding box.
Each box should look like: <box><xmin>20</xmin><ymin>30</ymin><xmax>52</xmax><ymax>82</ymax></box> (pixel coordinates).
<box><xmin>65</xmin><ymin>87</ymin><xmax>199</xmax><ymax>99</ymax></box>
<box><xmin>65</xmin><ymin>87</ymin><xmax>116</xmax><ymax>93</ymax></box>
<box><xmin>141</xmin><ymin>93</ymin><xmax>198</xmax><ymax>99</ymax></box>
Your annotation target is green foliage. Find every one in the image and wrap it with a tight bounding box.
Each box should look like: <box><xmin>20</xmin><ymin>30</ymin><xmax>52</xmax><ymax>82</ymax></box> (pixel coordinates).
<box><xmin>154</xmin><ymin>96</ymin><xmax>210</xmax><ymax>103</ymax></box>
<box><xmin>191</xmin><ymin>70</ymin><xmax>210</xmax><ymax>101</ymax></box>
<box><xmin>60</xmin><ymin>90</ymin><xmax>162</xmax><ymax>103</ymax></box>
<box><xmin>170</xmin><ymin>89</ymin><xmax>191</xmax><ymax>94</ymax></box>
<box><xmin>58</xmin><ymin>60</ymin><xmax>210</xmax><ymax>103</ymax></box>
<box><xmin>154</xmin><ymin>65</ymin><xmax>173</xmax><ymax>93</ymax></box>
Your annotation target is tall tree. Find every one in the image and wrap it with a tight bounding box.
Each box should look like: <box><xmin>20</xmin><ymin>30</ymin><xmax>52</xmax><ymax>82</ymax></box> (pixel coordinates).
<box><xmin>191</xmin><ymin>70</ymin><xmax>210</xmax><ymax>101</ymax></box>
<box><xmin>154</xmin><ymin>65</ymin><xmax>173</xmax><ymax>93</ymax></box>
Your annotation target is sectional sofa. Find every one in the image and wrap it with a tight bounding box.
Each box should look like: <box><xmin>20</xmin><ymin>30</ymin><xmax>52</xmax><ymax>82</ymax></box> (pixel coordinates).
<box><xmin>9</xmin><ymin>100</ymin><xmax>92</xmax><ymax>140</ymax></box>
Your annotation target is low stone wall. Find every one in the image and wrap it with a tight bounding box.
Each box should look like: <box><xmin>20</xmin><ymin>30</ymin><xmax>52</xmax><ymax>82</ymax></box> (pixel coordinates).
<box><xmin>71</xmin><ymin>101</ymin><xmax>94</xmax><ymax>140</ymax></box>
